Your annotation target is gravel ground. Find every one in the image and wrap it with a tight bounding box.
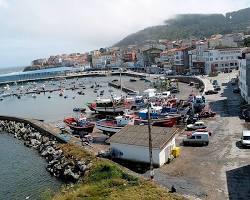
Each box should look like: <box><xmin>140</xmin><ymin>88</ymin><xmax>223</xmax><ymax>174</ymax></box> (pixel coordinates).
<box><xmin>144</xmin><ymin>71</ymin><xmax>250</xmax><ymax>200</ymax></box>
<box><xmin>122</xmin><ymin>78</ymin><xmax>200</xmax><ymax>100</ymax></box>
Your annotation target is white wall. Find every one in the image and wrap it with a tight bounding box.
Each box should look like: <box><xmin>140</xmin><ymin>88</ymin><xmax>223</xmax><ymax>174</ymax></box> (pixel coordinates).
<box><xmin>159</xmin><ymin>137</ymin><xmax>176</xmax><ymax>166</ymax></box>
<box><xmin>111</xmin><ymin>136</ymin><xmax>176</xmax><ymax>166</ymax></box>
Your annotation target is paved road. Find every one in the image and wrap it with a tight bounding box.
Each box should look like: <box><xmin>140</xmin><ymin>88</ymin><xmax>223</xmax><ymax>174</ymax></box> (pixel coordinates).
<box><xmin>147</xmin><ymin>71</ymin><xmax>250</xmax><ymax>200</ymax></box>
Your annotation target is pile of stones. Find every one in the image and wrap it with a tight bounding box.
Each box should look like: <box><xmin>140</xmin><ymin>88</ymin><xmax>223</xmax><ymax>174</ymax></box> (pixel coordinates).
<box><xmin>0</xmin><ymin>120</ymin><xmax>91</xmax><ymax>183</ymax></box>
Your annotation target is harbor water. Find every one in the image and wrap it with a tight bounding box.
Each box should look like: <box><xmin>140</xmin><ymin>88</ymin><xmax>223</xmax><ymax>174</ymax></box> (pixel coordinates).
<box><xmin>0</xmin><ymin>74</ymin><xmax>139</xmax><ymax>199</ymax></box>
<box><xmin>0</xmin><ymin>76</ymin><xmax>130</xmax><ymax>122</ymax></box>
<box><xmin>0</xmin><ymin>133</ymin><xmax>61</xmax><ymax>200</ymax></box>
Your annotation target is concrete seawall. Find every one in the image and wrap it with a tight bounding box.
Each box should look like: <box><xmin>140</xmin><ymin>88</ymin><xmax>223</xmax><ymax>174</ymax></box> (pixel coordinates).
<box><xmin>0</xmin><ymin>71</ymin><xmax>147</xmax><ymax>85</ymax></box>
<box><xmin>0</xmin><ymin>115</ymin><xmax>66</xmax><ymax>143</ymax></box>
<box><xmin>108</xmin><ymin>82</ymin><xmax>138</xmax><ymax>94</ymax></box>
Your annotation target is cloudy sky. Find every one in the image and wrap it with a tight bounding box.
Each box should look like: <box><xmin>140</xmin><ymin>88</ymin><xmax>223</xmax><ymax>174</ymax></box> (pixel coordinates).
<box><xmin>0</xmin><ymin>0</ymin><xmax>250</xmax><ymax>68</ymax></box>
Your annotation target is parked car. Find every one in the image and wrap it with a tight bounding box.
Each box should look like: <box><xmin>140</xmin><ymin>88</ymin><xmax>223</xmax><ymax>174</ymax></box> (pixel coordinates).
<box><xmin>189</xmin><ymin>82</ymin><xmax>194</xmax><ymax>86</ymax></box>
<box><xmin>196</xmin><ymin>128</ymin><xmax>212</xmax><ymax>136</ymax></box>
<box><xmin>214</xmin><ymin>85</ymin><xmax>221</xmax><ymax>91</ymax></box>
<box><xmin>231</xmin><ymin>78</ymin><xmax>237</xmax><ymax>85</ymax></box>
<box><xmin>205</xmin><ymin>90</ymin><xmax>218</xmax><ymax>95</ymax></box>
<box><xmin>212</xmin><ymin>80</ymin><xmax>218</xmax><ymax>85</ymax></box>
<box><xmin>241</xmin><ymin>109</ymin><xmax>250</xmax><ymax>122</ymax></box>
<box><xmin>186</xmin><ymin>121</ymin><xmax>207</xmax><ymax>130</ymax></box>
<box><xmin>241</xmin><ymin>130</ymin><xmax>250</xmax><ymax>147</ymax></box>
<box><xmin>171</xmin><ymin>88</ymin><xmax>180</xmax><ymax>93</ymax></box>
<box><xmin>233</xmin><ymin>87</ymin><xmax>240</xmax><ymax>93</ymax></box>
<box><xmin>183</xmin><ymin>131</ymin><xmax>209</xmax><ymax>146</ymax></box>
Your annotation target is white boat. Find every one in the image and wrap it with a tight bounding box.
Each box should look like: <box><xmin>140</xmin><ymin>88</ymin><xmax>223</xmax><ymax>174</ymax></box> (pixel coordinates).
<box><xmin>96</xmin><ymin>114</ymin><xmax>135</xmax><ymax>135</ymax></box>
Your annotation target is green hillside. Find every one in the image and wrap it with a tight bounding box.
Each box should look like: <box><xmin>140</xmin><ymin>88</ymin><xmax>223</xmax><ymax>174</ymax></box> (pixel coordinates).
<box><xmin>115</xmin><ymin>7</ymin><xmax>250</xmax><ymax>47</ymax></box>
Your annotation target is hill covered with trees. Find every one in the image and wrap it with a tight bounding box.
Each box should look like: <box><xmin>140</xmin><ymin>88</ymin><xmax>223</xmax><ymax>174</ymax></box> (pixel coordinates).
<box><xmin>115</xmin><ymin>7</ymin><xmax>250</xmax><ymax>47</ymax></box>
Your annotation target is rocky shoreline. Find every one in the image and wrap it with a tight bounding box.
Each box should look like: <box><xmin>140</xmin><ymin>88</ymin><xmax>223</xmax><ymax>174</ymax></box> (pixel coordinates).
<box><xmin>0</xmin><ymin>120</ymin><xmax>91</xmax><ymax>183</ymax></box>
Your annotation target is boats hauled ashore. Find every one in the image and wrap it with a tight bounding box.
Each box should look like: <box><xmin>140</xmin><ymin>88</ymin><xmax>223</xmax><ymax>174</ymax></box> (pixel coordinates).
<box><xmin>96</xmin><ymin>114</ymin><xmax>135</xmax><ymax>135</ymax></box>
<box><xmin>64</xmin><ymin>115</ymin><xmax>95</xmax><ymax>133</ymax></box>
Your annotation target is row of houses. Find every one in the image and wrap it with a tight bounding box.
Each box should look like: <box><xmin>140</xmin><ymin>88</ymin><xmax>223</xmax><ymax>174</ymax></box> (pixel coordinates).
<box><xmin>32</xmin><ymin>53</ymin><xmax>89</xmax><ymax>68</ymax></box>
<box><xmin>31</xmin><ymin>33</ymin><xmax>249</xmax><ymax>75</ymax></box>
<box><xmin>89</xmin><ymin>33</ymin><xmax>249</xmax><ymax>75</ymax></box>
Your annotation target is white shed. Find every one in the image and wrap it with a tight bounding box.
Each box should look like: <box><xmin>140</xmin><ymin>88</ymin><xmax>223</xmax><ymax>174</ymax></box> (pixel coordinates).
<box><xmin>108</xmin><ymin>125</ymin><xmax>178</xmax><ymax>166</ymax></box>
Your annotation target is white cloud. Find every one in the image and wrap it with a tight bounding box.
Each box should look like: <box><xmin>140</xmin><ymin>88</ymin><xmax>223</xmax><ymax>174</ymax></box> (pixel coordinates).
<box><xmin>0</xmin><ymin>0</ymin><xmax>250</xmax><ymax>67</ymax></box>
<box><xmin>0</xmin><ymin>0</ymin><xmax>8</xmax><ymax>8</ymax></box>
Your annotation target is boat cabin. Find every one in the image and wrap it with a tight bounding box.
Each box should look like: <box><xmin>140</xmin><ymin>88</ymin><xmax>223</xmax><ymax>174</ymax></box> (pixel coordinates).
<box><xmin>115</xmin><ymin>115</ymin><xmax>135</xmax><ymax>126</ymax></box>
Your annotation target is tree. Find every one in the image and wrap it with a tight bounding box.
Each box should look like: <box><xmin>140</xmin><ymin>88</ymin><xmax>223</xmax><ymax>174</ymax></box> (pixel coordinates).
<box><xmin>244</xmin><ymin>37</ymin><xmax>250</xmax><ymax>47</ymax></box>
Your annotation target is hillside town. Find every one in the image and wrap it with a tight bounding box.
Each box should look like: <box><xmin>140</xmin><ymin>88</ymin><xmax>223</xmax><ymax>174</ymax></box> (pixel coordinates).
<box><xmin>31</xmin><ymin>33</ymin><xmax>250</xmax><ymax>76</ymax></box>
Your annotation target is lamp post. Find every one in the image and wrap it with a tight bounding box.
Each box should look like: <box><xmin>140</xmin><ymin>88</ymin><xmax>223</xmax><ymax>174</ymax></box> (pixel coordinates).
<box><xmin>147</xmin><ymin>101</ymin><xmax>154</xmax><ymax>180</ymax></box>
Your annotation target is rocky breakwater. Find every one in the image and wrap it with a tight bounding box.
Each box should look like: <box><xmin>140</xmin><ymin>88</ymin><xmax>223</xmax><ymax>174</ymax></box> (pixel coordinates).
<box><xmin>0</xmin><ymin>120</ymin><xmax>92</xmax><ymax>183</ymax></box>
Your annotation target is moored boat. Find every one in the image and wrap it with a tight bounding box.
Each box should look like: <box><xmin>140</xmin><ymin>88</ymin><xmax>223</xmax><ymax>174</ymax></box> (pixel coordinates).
<box><xmin>87</xmin><ymin>96</ymin><xmax>128</xmax><ymax>115</ymax></box>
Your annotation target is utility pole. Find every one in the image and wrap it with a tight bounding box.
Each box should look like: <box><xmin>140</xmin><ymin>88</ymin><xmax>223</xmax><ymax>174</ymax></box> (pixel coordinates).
<box><xmin>147</xmin><ymin>102</ymin><xmax>154</xmax><ymax>180</ymax></box>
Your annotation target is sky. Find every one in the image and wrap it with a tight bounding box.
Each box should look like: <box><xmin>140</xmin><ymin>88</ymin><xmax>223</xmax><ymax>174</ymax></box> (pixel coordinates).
<box><xmin>0</xmin><ymin>0</ymin><xmax>250</xmax><ymax>68</ymax></box>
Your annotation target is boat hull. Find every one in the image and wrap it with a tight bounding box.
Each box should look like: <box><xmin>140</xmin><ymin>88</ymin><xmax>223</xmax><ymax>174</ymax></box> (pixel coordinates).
<box><xmin>63</xmin><ymin>118</ymin><xmax>95</xmax><ymax>133</ymax></box>
<box><xmin>96</xmin><ymin>123</ymin><xmax>122</xmax><ymax>135</ymax></box>
<box><xmin>95</xmin><ymin>119</ymin><xmax>125</xmax><ymax>135</ymax></box>
<box><xmin>89</xmin><ymin>106</ymin><xmax>125</xmax><ymax>115</ymax></box>
<box><xmin>135</xmin><ymin>116</ymin><xmax>180</xmax><ymax>127</ymax></box>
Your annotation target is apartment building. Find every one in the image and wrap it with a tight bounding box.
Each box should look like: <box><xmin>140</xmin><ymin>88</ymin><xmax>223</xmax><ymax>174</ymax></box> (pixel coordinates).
<box><xmin>239</xmin><ymin>51</ymin><xmax>250</xmax><ymax>103</ymax></box>
<box><xmin>203</xmin><ymin>48</ymin><xmax>243</xmax><ymax>75</ymax></box>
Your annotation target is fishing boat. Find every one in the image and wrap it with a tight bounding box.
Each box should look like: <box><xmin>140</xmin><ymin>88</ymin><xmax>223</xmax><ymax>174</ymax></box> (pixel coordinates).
<box><xmin>73</xmin><ymin>107</ymin><xmax>86</xmax><ymax>113</ymax></box>
<box><xmin>96</xmin><ymin>114</ymin><xmax>135</xmax><ymax>135</ymax></box>
<box><xmin>64</xmin><ymin>116</ymin><xmax>95</xmax><ymax>133</ymax></box>
<box><xmin>87</xmin><ymin>96</ymin><xmax>126</xmax><ymax>115</ymax></box>
<box><xmin>59</xmin><ymin>89</ymin><xmax>64</xmax><ymax>96</ymax></box>
<box><xmin>135</xmin><ymin>103</ymin><xmax>181</xmax><ymax>127</ymax></box>
<box><xmin>134</xmin><ymin>115</ymin><xmax>180</xmax><ymax>127</ymax></box>
<box><xmin>192</xmin><ymin>95</ymin><xmax>205</xmax><ymax>113</ymax></box>
<box><xmin>77</xmin><ymin>91</ymin><xmax>85</xmax><ymax>95</ymax></box>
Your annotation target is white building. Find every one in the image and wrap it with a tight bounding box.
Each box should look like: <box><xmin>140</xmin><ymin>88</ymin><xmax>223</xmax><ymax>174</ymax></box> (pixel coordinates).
<box><xmin>203</xmin><ymin>48</ymin><xmax>243</xmax><ymax>75</ymax></box>
<box><xmin>108</xmin><ymin>125</ymin><xmax>178</xmax><ymax>166</ymax></box>
<box><xmin>239</xmin><ymin>52</ymin><xmax>250</xmax><ymax>103</ymax></box>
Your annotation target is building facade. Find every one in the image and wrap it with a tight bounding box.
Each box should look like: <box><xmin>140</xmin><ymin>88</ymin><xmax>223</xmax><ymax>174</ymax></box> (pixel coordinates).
<box><xmin>203</xmin><ymin>48</ymin><xmax>242</xmax><ymax>75</ymax></box>
<box><xmin>239</xmin><ymin>53</ymin><xmax>250</xmax><ymax>103</ymax></box>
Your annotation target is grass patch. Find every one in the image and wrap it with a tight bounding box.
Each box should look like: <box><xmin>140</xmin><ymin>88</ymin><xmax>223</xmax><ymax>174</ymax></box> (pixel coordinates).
<box><xmin>57</xmin><ymin>143</ymin><xmax>94</xmax><ymax>161</ymax></box>
<box><xmin>51</xmin><ymin>144</ymin><xmax>186</xmax><ymax>200</ymax></box>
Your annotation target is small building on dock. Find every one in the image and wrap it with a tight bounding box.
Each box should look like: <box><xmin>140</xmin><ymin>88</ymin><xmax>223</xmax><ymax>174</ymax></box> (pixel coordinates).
<box><xmin>108</xmin><ymin>125</ymin><xmax>178</xmax><ymax>166</ymax></box>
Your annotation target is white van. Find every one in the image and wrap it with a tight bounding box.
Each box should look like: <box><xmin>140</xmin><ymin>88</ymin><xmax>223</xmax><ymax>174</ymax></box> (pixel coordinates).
<box><xmin>241</xmin><ymin>130</ymin><xmax>250</xmax><ymax>146</ymax></box>
<box><xmin>183</xmin><ymin>131</ymin><xmax>209</xmax><ymax>146</ymax></box>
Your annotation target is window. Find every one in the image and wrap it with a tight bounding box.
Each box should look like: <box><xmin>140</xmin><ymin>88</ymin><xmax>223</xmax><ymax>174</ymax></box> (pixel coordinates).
<box><xmin>221</xmin><ymin>57</ymin><xmax>223</xmax><ymax>60</ymax></box>
<box><xmin>196</xmin><ymin>136</ymin><xmax>202</xmax><ymax>139</ymax></box>
<box><xmin>210</xmin><ymin>58</ymin><xmax>213</xmax><ymax>61</ymax></box>
<box><xmin>191</xmin><ymin>136</ymin><xmax>195</xmax><ymax>139</ymax></box>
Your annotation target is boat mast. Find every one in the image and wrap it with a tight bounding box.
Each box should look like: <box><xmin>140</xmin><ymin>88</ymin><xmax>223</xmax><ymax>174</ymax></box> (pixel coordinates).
<box><xmin>147</xmin><ymin>101</ymin><xmax>154</xmax><ymax>180</ymax></box>
<box><xmin>119</xmin><ymin>68</ymin><xmax>122</xmax><ymax>97</ymax></box>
